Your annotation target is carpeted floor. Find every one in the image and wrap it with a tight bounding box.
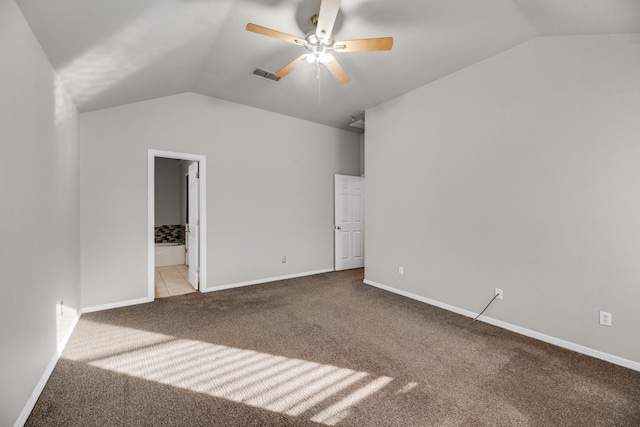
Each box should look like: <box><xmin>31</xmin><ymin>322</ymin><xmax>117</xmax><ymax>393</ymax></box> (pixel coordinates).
<box><xmin>27</xmin><ymin>269</ymin><xmax>640</xmax><ymax>426</ymax></box>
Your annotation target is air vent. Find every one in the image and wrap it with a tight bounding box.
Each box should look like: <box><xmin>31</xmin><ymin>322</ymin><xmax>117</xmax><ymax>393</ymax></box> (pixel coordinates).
<box><xmin>349</xmin><ymin>113</ymin><xmax>365</xmax><ymax>129</ymax></box>
<box><xmin>252</xmin><ymin>68</ymin><xmax>281</xmax><ymax>82</ymax></box>
<box><xmin>349</xmin><ymin>119</ymin><xmax>364</xmax><ymax>129</ymax></box>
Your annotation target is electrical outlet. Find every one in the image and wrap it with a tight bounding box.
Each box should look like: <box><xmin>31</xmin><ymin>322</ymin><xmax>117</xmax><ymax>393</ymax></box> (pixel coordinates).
<box><xmin>398</xmin><ymin>266</ymin><xmax>404</xmax><ymax>275</ymax></box>
<box><xmin>59</xmin><ymin>300</ymin><xmax>64</xmax><ymax>316</ymax></box>
<box><xmin>495</xmin><ymin>288</ymin><xmax>503</xmax><ymax>300</ymax></box>
<box><xmin>599</xmin><ymin>311</ymin><xmax>612</xmax><ymax>327</ymax></box>
<box><xmin>282</xmin><ymin>255</ymin><xmax>286</xmax><ymax>263</ymax></box>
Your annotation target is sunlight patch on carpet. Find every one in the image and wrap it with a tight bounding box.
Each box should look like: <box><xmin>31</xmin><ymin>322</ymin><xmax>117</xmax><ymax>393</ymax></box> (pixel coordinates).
<box><xmin>64</xmin><ymin>321</ymin><xmax>414</xmax><ymax>425</ymax></box>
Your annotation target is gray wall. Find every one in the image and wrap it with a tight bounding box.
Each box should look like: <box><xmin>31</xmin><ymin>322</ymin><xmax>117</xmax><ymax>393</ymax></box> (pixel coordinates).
<box><xmin>155</xmin><ymin>158</ymin><xmax>181</xmax><ymax>225</ymax></box>
<box><xmin>0</xmin><ymin>1</ymin><xmax>80</xmax><ymax>425</ymax></box>
<box><xmin>80</xmin><ymin>92</ymin><xmax>361</xmax><ymax>307</ymax></box>
<box><xmin>365</xmin><ymin>35</ymin><xmax>640</xmax><ymax>364</ymax></box>
<box><xmin>359</xmin><ymin>133</ymin><xmax>365</xmax><ymax>176</ymax></box>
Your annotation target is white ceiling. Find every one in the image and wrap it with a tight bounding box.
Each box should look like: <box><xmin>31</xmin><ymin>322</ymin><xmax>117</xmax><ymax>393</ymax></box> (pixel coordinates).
<box><xmin>16</xmin><ymin>0</ymin><xmax>640</xmax><ymax>132</ymax></box>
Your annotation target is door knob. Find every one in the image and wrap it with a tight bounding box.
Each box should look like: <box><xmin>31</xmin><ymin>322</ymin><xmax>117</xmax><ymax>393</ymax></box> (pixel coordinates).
<box><xmin>335</xmin><ymin>226</ymin><xmax>341</xmax><ymax>230</ymax></box>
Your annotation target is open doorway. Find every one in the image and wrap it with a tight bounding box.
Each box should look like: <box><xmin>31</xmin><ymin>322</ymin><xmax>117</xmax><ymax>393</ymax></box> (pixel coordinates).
<box><xmin>148</xmin><ymin>150</ymin><xmax>207</xmax><ymax>301</ymax></box>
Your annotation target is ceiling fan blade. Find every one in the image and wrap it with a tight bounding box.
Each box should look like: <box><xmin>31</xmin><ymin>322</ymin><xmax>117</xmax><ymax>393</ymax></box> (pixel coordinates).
<box><xmin>325</xmin><ymin>58</ymin><xmax>351</xmax><ymax>85</ymax></box>
<box><xmin>274</xmin><ymin>54</ymin><xmax>309</xmax><ymax>78</ymax></box>
<box><xmin>334</xmin><ymin>37</ymin><xmax>394</xmax><ymax>52</ymax></box>
<box><xmin>246</xmin><ymin>23</ymin><xmax>303</xmax><ymax>45</ymax></box>
<box><xmin>316</xmin><ymin>0</ymin><xmax>341</xmax><ymax>39</ymax></box>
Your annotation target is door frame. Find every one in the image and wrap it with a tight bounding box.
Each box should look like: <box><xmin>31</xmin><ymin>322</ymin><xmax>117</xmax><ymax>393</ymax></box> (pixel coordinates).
<box><xmin>148</xmin><ymin>149</ymin><xmax>207</xmax><ymax>300</ymax></box>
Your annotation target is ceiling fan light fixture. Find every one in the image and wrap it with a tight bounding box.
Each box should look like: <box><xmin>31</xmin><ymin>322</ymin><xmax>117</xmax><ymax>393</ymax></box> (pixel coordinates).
<box><xmin>305</xmin><ymin>46</ymin><xmax>334</xmax><ymax>65</ymax></box>
<box><xmin>245</xmin><ymin>0</ymin><xmax>393</xmax><ymax>85</ymax></box>
<box><xmin>321</xmin><ymin>53</ymin><xmax>334</xmax><ymax>64</ymax></box>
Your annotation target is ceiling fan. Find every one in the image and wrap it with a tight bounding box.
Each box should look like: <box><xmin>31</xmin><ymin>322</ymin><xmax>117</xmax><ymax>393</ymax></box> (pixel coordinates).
<box><xmin>246</xmin><ymin>0</ymin><xmax>393</xmax><ymax>85</ymax></box>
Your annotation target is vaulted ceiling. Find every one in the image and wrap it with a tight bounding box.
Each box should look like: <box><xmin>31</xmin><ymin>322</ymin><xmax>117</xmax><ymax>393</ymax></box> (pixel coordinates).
<box><xmin>16</xmin><ymin>0</ymin><xmax>640</xmax><ymax>132</ymax></box>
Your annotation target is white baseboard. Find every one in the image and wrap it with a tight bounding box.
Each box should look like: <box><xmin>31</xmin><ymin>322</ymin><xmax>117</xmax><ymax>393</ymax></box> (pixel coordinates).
<box><xmin>81</xmin><ymin>296</ymin><xmax>151</xmax><ymax>314</ymax></box>
<box><xmin>363</xmin><ymin>279</ymin><xmax>640</xmax><ymax>372</ymax></box>
<box><xmin>83</xmin><ymin>269</ymin><xmax>336</xmax><ymax>308</ymax></box>
<box><xmin>14</xmin><ymin>312</ymin><xmax>81</xmax><ymax>427</ymax></box>
<box><xmin>203</xmin><ymin>268</ymin><xmax>335</xmax><ymax>293</ymax></box>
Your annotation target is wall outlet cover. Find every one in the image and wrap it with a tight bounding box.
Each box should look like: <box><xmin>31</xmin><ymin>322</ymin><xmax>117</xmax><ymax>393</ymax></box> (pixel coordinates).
<box><xmin>599</xmin><ymin>311</ymin><xmax>612</xmax><ymax>327</ymax></box>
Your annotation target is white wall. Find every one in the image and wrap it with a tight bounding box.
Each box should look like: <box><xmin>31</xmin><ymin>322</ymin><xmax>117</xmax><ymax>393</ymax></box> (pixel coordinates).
<box><xmin>155</xmin><ymin>157</ymin><xmax>181</xmax><ymax>225</ymax></box>
<box><xmin>80</xmin><ymin>92</ymin><xmax>360</xmax><ymax>307</ymax></box>
<box><xmin>0</xmin><ymin>1</ymin><xmax>80</xmax><ymax>425</ymax></box>
<box><xmin>365</xmin><ymin>35</ymin><xmax>640</xmax><ymax>364</ymax></box>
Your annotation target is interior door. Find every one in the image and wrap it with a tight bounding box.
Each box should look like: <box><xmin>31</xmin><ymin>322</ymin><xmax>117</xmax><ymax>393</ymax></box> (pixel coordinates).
<box><xmin>335</xmin><ymin>175</ymin><xmax>364</xmax><ymax>271</ymax></box>
<box><xmin>187</xmin><ymin>162</ymin><xmax>199</xmax><ymax>288</ymax></box>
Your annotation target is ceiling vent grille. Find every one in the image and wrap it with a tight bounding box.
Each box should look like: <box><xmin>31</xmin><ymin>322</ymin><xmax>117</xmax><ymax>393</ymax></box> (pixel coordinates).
<box><xmin>349</xmin><ymin>112</ymin><xmax>365</xmax><ymax>129</ymax></box>
<box><xmin>252</xmin><ymin>68</ymin><xmax>281</xmax><ymax>82</ymax></box>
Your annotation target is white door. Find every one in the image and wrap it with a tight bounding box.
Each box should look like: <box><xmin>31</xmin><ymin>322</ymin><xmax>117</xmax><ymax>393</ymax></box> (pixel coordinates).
<box><xmin>335</xmin><ymin>175</ymin><xmax>364</xmax><ymax>271</ymax></box>
<box><xmin>187</xmin><ymin>162</ymin><xmax>199</xmax><ymax>288</ymax></box>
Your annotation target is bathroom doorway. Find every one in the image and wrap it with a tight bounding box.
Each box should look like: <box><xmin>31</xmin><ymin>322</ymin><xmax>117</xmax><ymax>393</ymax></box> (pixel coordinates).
<box><xmin>148</xmin><ymin>150</ymin><xmax>207</xmax><ymax>301</ymax></box>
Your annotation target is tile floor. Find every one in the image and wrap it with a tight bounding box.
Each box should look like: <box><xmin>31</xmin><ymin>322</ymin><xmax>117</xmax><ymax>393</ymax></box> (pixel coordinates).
<box><xmin>155</xmin><ymin>265</ymin><xmax>197</xmax><ymax>298</ymax></box>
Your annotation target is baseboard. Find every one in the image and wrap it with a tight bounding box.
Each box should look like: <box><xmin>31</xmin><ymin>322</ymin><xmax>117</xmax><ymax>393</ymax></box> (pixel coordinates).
<box><xmin>363</xmin><ymin>279</ymin><xmax>640</xmax><ymax>372</ymax></box>
<box><xmin>14</xmin><ymin>312</ymin><xmax>81</xmax><ymax>427</ymax></box>
<box><xmin>83</xmin><ymin>269</ymin><xmax>336</xmax><ymax>308</ymax></box>
<box><xmin>81</xmin><ymin>296</ymin><xmax>151</xmax><ymax>314</ymax></box>
<box><xmin>203</xmin><ymin>268</ymin><xmax>335</xmax><ymax>293</ymax></box>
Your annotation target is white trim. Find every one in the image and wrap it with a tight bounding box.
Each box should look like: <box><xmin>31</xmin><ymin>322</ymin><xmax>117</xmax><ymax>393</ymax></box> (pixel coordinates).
<box><xmin>480</xmin><ymin>314</ymin><xmax>640</xmax><ymax>372</ymax></box>
<box><xmin>363</xmin><ymin>279</ymin><xmax>476</xmax><ymax>318</ymax></box>
<box><xmin>82</xmin><ymin>297</ymin><xmax>151</xmax><ymax>314</ymax></box>
<box><xmin>363</xmin><ymin>279</ymin><xmax>640</xmax><ymax>372</ymax></box>
<box><xmin>203</xmin><ymin>268</ymin><xmax>334</xmax><ymax>293</ymax></box>
<box><xmin>148</xmin><ymin>150</ymin><xmax>207</xmax><ymax>298</ymax></box>
<box><xmin>14</xmin><ymin>312</ymin><xmax>81</xmax><ymax>427</ymax></box>
<box><xmin>148</xmin><ymin>152</ymin><xmax>155</xmax><ymax>301</ymax></box>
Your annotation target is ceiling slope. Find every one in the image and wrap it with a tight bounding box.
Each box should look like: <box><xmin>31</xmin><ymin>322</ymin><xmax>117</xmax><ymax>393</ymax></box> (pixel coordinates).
<box><xmin>16</xmin><ymin>0</ymin><xmax>640</xmax><ymax>132</ymax></box>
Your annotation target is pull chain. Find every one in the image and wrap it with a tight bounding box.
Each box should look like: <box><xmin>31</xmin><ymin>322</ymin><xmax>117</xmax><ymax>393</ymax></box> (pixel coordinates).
<box><xmin>317</xmin><ymin>63</ymin><xmax>321</xmax><ymax>105</ymax></box>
